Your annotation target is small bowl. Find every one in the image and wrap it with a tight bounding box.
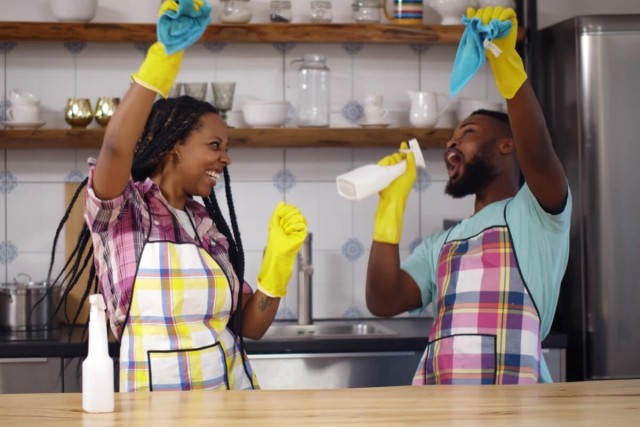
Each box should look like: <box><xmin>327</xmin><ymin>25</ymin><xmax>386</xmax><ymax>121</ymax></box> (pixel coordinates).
<box><xmin>51</xmin><ymin>0</ymin><xmax>98</xmax><ymax>23</ymax></box>
<box><xmin>242</xmin><ymin>101</ymin><xmax>288</xmax><ymax>128</ymax></box>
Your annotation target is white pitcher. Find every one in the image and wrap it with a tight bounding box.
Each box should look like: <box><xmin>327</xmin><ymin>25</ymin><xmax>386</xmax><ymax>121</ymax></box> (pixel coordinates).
<box><xmin>408</xmin><ymin>90</ymin><xmax>441</xmax><ymax>128</ymax></box>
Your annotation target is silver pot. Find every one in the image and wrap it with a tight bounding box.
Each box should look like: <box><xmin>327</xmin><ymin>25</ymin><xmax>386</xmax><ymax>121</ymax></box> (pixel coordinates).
<box><xmin>0</xmin><ymin>274</ymin><xmax>61</xmax><ymax>331</ymax></box>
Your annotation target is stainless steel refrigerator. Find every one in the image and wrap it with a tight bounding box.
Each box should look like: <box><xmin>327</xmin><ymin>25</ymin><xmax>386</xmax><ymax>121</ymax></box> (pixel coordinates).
<box><xmin>540</xmin><ymin>15</ymin><xmax>640</xmax><ymax>381</ymax></box>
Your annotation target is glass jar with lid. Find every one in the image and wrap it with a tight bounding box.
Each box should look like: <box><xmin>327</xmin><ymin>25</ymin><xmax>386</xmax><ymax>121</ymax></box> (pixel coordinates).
<box><xmin>270</xmin><ymin>0</ymin><xmax>292</xmax><ymax>23</ymax></box>
<box><xmin>220</xmin><ymin>0</ymin><xmax>253</xmax><ymax>24</ymax></box>
<box><xmin>291</xmin><ymin>54</ymin><xmax>331</xmax><ymax>127</ymax></box>
<box><xmin>310</xmin><ymin>1</ymin><xmax>333</xmax><ymax>23</ymax></box>
<box><xmin>352</xmin><ymin>0</ymin><xmax>383</xmax><ymax>23</ymax></box>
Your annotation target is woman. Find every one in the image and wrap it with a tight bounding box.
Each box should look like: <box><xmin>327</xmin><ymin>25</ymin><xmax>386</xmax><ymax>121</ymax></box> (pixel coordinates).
<box><xmin>53</xmin><ymin>0</ymin><xmax>307</xmax><ymax>392</ymax></box>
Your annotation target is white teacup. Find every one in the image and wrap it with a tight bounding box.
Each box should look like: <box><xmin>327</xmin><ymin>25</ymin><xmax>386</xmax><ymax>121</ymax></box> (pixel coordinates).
<box><xmin>9</xmin><ymin>89</ymin><xmax>40</xmax><ymax>106</ymax></box>
<box><xmin>7</xmin><ymin>105</ymin><xmax>41</xmax><ymax>122</ymax></box>
<box><xmin>364</xmin><ymin>105</ymin><xmax>388</xmax><ymax>124</ymax></box>
<box><xmin>363</xmin><ymin>94</ymin><xmax>384</xmax><ymax>108</ymax></box>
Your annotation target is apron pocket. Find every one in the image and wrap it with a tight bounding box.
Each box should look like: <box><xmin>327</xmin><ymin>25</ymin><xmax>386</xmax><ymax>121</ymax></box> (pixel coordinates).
<box><xmin>148</xmin><ymin>342</ymin><xmax>229</xmax><ymax>391</ymax></box>
<box><xmin>424</xmin><ymin>334</ymin><xmax>496</xmax><ymax>384</ymax></box>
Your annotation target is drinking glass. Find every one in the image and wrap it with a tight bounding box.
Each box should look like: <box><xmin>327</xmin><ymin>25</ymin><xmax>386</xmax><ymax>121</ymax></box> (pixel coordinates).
<box><xmin>211</xmin><ymin>82</ymin><xmax>236</xmax><ymax>123</ymax></box>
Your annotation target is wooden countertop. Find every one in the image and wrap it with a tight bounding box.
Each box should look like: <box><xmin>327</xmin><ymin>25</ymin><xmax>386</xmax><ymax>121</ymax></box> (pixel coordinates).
<box><xmin>0</xmin><ymin>380</ymin><xmax>638</xmax><ymax>426</ymax></box>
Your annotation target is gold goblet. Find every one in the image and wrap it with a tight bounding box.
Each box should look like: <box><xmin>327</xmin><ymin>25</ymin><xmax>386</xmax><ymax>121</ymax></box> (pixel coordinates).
<box><xmin>64</xmin><ymin>98</ymin><xmax>93</xmax><ymax>129</ymax></box>
<box><xmin>94</xmin><ymin>97</ymin><xmax>120</xmax><ymax>127</ymax></box>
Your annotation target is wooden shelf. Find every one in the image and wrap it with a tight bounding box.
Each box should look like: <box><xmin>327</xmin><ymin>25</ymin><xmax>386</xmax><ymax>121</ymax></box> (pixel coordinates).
<box><xmin>0</xmin><ymin>22</ymin><xmax>526</xmax><ymax>44</ymax></box>
<box><xmin>0</xmin><ymin>128</ymin><xmax>451</xmax><ymax>149</ymax></box>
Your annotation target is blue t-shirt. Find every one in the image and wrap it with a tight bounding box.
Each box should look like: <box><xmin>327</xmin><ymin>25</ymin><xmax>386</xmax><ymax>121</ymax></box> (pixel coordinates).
<box><xmin>402</xmin><ymin>184</ymin><xmax>571</xmax><ymax>380</ymax></box>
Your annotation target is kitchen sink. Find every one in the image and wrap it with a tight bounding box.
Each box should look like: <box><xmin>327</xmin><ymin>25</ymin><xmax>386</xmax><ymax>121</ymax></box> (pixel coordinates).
<box><xmin>262</xmin><ymin>321</ymin><xmax>397</xmax><ymax>339</ymax></box>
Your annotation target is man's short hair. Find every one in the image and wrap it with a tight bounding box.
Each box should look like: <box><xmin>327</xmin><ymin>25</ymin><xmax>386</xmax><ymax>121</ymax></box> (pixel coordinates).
<box><xmin>470</xmin><ymin>109</ymin><xmax>510</xmax><ymax>126</ymax></box>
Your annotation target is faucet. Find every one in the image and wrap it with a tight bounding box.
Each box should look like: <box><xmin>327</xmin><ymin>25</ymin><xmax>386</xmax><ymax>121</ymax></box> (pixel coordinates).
<box><xmin>297</xmin><ymin>233</ymin><xmax>314</xmax><ymax>325</ymax></box>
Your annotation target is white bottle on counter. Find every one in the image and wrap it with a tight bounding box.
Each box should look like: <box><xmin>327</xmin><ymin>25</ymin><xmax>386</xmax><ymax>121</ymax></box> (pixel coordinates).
<box><xmin>336</xmin><ymin>138</ymin><xmax>427</xmax><ymax>201</ymax></box>
<box><xmin>82</xmin><ymin>294</ymin><xmax>114</xmax><ymax>413</ymax></box>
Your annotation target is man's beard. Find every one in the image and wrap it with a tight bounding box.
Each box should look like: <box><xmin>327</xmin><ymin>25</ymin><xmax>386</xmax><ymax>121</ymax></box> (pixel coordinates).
<box><xmin>445</xmin><ymin>153</ymin><xmax>497</xmax><ymax>198</ymax></box>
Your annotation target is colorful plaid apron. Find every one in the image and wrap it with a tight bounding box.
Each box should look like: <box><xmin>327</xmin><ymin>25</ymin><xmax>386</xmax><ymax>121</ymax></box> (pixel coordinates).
<box><xmin>118</xmin><ymin>239</ymin><xmax>257</xmax><ymax>392</ymax></box>
<box><xmin>412</xmin><ymin>223</ymin><xmax>542</xmax><ymax>385</ymax></box>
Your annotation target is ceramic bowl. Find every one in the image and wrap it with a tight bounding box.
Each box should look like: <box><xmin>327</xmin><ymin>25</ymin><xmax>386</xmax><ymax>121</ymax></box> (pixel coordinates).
<box><xmin>430</xmin><ymin>0</ymin><xmax>469</xmax><ymax>25</ymax></box>
<box><xmin>51</xmin><ymin>0</ymin><xmax>98</xmax><ymax>23</ymax></box>
<box><xmin>477</xmin><ymin>0</ymin><xmax>516</xmax><ymax>8</ymax></box>
<box><xmin>242</xmin><ymin>101</ymin><xmax>288</xmax><ymax>128</ymax></box>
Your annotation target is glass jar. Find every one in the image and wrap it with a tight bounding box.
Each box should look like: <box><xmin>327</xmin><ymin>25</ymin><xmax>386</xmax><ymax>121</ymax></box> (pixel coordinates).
<box><xmin>220</xmin><ymin>0</ymin><xmax>253</xmax><ymax>24</ymax></box>
<box><xmin>291</xmin><ymin>54</ymin><xmax>331</xmax><ymax>127</ymax></box>
<box><xmin>352</xmin><ymin>0</ymin><xmax>382</xmax><ymax>23</ymax></box>
<box><xmin>270</xmin><ymin>1</ymin><xmax>292</xmax><ymax>23</ymax></box>
<box><xmin>310</xmin><ymin>1</ymin><xmax>333</xmax><ymax>23</ymax></box>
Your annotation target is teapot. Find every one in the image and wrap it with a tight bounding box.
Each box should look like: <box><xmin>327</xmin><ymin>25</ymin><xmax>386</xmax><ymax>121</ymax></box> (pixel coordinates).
<box><xmin>408</xmin><ymin>90</ymin><xmax>450</xmax><ymax>128</ymax></box>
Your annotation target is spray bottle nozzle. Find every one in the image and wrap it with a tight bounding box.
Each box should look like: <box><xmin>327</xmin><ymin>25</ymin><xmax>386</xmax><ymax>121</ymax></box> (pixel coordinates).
<box><xmin>401</xmin><ymin>138</ymin><xmax>427</xmax><ymax>169</ymax></box>
<box><xmin>89</xmin><ymin>294</ymin><xmax>106</xmax><ymax>322</ymax></box>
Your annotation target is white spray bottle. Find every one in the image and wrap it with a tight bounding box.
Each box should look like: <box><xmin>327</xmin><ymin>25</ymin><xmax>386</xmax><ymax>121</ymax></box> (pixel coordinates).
<box><xmin>336</xmin><ymin>138</ymin><xmax>427</xmax><ymax>201</ymax></box>
<box><xmin>82</xmin><ymin>294</ymin><xmax>114</xmax><ymax>413</ymax></box>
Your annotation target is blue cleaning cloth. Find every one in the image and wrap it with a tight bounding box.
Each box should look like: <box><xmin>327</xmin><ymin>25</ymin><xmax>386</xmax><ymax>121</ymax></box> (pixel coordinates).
<box><xmin>449</xmin><ymin>16</ymin><xmax>512</xmax><ymax>97</ymax></box>
<box><xmin>158</xmin><ymin>0</ymin><xmax>212</xmax><ymax>55</ymax></box>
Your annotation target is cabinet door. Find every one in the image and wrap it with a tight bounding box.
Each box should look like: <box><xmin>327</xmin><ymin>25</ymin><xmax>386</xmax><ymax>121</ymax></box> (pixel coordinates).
<box><xmin>542</xmin><ymin>348</ymin><xmax>567</xmax><ymax>382</ymax></box>
<box><xmin>249</xmin><ymin>352</ymin><xmax>422</xmax><ymax>390</ymax></box>
<box><xmin>0</xmin><ymin>357</ymin><xmax>82</xmax><ymax>393</ymax></box>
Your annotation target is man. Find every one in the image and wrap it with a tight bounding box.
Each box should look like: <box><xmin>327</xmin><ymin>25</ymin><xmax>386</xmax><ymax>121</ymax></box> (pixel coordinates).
<box><xmin>365</xmin><ymin>7</ymin><xmax>570</xmax><ymax>384</ymax></box>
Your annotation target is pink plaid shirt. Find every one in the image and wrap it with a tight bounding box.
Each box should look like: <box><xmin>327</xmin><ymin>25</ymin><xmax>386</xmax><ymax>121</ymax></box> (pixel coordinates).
<box><xmin>84</xmin><ymin>163</ymin><xmax>252</xmax><ymax>340</ymax></box>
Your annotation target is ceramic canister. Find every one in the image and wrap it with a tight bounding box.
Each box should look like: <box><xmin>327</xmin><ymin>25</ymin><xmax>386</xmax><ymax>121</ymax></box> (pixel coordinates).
<box><xmin>388</xmin><ymin>0</ymin><xmax>423</xmax><ymax>25</ymax></box>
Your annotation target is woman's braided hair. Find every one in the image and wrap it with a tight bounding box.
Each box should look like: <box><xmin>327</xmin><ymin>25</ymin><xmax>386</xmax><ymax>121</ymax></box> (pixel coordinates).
<box><xmin>49</xmin><ymin>96</ymin><xmax>252</xmax><ymax>385</ymax></box>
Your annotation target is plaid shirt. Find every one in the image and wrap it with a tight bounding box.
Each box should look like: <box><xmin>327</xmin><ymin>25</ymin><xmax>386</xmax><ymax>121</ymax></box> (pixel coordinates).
<box><xmin>84</xmin><ymin>164</ymin><xmax>251</xmax><ymax>340</ymax></box>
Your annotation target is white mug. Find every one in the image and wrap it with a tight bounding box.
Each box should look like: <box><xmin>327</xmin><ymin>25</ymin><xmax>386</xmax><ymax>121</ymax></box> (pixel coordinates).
<box><xmin>7</xmin><ymin>105</ymin><xmax>40</xmax><ymax>122</ymax></box>
<box><xmin>9</xmin><ymin>89</ymin><xmax>40</xmax><ymax>106</ymax></box>
<box><xmin>363</xmin><ymin>94</ymin><xmax>384</xmax><ymax>108</ymax></box>
<box><xmin>364</xmin><ymin>105</ymin><xmax>388</xmax><ymax>124</ymax></box>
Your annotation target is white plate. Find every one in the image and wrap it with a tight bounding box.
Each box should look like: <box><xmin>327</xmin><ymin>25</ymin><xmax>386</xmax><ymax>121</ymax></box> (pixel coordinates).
<box><xmin>2</xmin><ymin>120</ymin><xmax>46</xmax><ymax>129</ymax></box>
<box><xmin>359</xmin><ymin>123</ymin><xmax>390</xmax><ymax>128</ymax></box>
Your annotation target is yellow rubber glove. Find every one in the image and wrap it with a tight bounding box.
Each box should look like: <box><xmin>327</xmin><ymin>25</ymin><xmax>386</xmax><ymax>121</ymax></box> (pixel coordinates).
<box><xmin>373</xmin><ymin>142</ymin><xmax>416</xmax><ymax>244</ymax></box>
<box><xmin>257</xmin><ymin>202</ymin><xmax>308</xmax><ymax>298</ymax></box>
<box><xmin>132</xmin><ymin>42</ymin><xmax>183</xmax><ymax>98</ymax></box>
<box><xmin>131</xmin><ymin>0</ymin><xmax>207</xmax><ymax>98</ymax></box>
<box><xmin>468</xmin><ymin>6</ymin><xmax>527</xmax><ymax>99</ymax></box>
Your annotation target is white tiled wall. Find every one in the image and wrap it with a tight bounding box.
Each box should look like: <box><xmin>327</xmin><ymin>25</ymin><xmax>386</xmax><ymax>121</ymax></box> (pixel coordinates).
<box><xmin>4</xmin><ymin>0</ymin><xmax>634</xmax><ymax>320</ymax></box>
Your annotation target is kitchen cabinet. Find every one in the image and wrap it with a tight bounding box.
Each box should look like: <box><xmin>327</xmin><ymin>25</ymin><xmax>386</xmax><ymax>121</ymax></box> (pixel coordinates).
<box><xmin>0</xmin><ymin>22</ymin><xmax>525</xmax><ymax>149</ymax></box>
<box><xmin>0</xmin><ymin>357</ymin><xmax>82</xmax><ymax>393</ymax></box>
<box><xmin>249</xmin><ymin>351</ymin><xmax>422</xmax><ymax>390</ymax></box>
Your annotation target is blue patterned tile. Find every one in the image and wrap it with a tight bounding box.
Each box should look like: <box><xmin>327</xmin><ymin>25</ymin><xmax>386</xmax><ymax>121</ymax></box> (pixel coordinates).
<box><xmin>272</xmin><ymin>43</ymin><xmax>296</xmax><ymax>55</ymax></box>
<box><xmin>0</xmin><ymin>241</ymin><xmax>18</xmax><ymax>264</ymax></box>
<box><xmin>409</xmin><ymin>44</ymin><xmax>431</xmax><ymax>56</ymax></box>
<box><xmin>414</xmin><ymin>168</ymin><xmax>432</xmax><ymax>192</ymax></box>
<box><xmin>341</xmin><ymin>100</ymin><xmax>363</xmax><ymax>124</ymax></box>
<box><xmin>276</xmin><ymin>305</ymin><xmax>296</xmax><ymax>320</ymax></box>
<box><xmin>286</xmin><ymin>102</ymin><xmax>296</xmax><ymax>125</ymax></box>
<box><xmin>342</xmin><ymin>305</ymin><xmax>364</xmax><ymax>318</ymax></box>
<box><xmin>0</xmin><ymin>100</ymin><xmax>9</xmax><ymax>121</ymax></box>
<box><xmin>64</xmin><ymin>170</ymin><xmax>86</xmax><ymax>183</ymax></box>
<box><xmin>133</xmin><ymin>42</ymin><xmax>152</xmax><ymax>55</ymax></box>
<box><xmin>409</xmin><ymin>237</ymin><xmax>423</xmax><ymax>254</ymax></box>
<box><xmin>0</xmin><ymin>171</ymin><xmax>17</xmax><ymax>195</ymax></box>
<box><xmin>0</xmin><ymin>42</ymin><xmax>17</xmax><ymax>54</ymax></box>
<box><xmin>341</xmin><ymin>43</ymin><xmax>363</xmax><ymax>56</ymax></box>
<box><xmin>341</xmin><ymin>238</ymin><xmax>364</xmax><ymax>262</ymax></box>
<box><xmin>64</xmin><ymin>41</ymin><xmax>87</xmax><ymax>55</ymax></box>
<box><xmin>273</xmin><ymin>169</ymin><xmax>296</xmax><ymax>194</ymax></box>
<box><xmin>204</xmin><ymin>42</ymin><xmax>227</xmax><ymax>54</ymax></box>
